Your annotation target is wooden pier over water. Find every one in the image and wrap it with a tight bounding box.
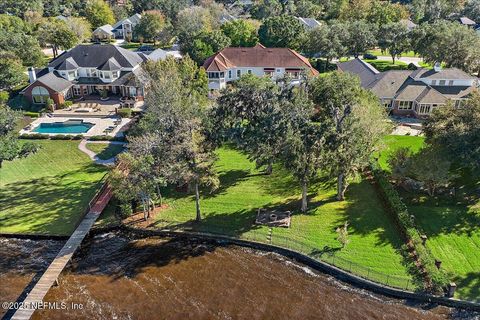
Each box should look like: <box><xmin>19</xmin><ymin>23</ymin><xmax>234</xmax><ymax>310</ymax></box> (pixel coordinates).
<box><xmin>10</xmin><ymin>184</ymin><xmax>112</xmax><ymax>320</ymax></box>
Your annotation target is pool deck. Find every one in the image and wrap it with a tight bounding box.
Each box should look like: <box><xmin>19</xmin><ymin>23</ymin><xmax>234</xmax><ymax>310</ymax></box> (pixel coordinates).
<box><xmin>20</xmin><ymin>117</ymin><xmax>132</xmax><ymax>137</ymax></box>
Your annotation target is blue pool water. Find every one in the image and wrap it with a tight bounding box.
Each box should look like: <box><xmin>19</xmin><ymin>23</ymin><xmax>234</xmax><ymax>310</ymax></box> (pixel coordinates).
<box><xmin>33</xmin><ymin>120</ymin><xmax>94</xmax><ymax>134</ymax></box>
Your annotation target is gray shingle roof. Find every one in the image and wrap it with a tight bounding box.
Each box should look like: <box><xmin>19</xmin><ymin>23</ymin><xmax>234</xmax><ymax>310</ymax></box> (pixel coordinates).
<box><xmin>413</xmin><ymin>68</ymin><xmax>477</xmax><ymax>80</ymax></box>
<box><xmin>99</xmin><ymin>57</ymin><xmax>122</xmax><ymax>71</ymax></box>
<box><xmin>36</xmin><ymin>72</ymin><xmax>73</xmax><ymax>92</ymax></box>
<box><xmin>94</xmin><ymin>24</ymin><xmax>114</xmax><ymax>36</ymax></box>
<box><xmin>56</xmin><ymin>57</ymin><xmax>79</xmax><ymax>70</ymax></box>
<box><xmin>296</xmin><ymin>17</ymin><xmax>321</xmax><ymax>29</ymax></box>
<box><xmin>113</xmin><ymin>13</ymin><xmax>141</xmax><ymax>29</ymax></box>
<box><xmin>48</xmin><ymin>44</ymin><xmax>144</xmax><ymax>69</ymax></box>
<box><xmin>368</xmin><ymin>70</ymin><xmax>412</xmax><ymax>98</ymax></box>
<box><xmin>337</xmin><ymin>58</ymin><xmax>380</xmax><ymax>87</ymax></box>
<box><xmin>459</xmin><ymin>16</ymin><xmax>476</xmax><ymax>25</ymax></box>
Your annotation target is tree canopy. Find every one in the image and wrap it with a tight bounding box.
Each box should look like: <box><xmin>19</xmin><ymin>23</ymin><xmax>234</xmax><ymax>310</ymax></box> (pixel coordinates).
<box><xmin>258</xmin><ymin>15</ymin><xmax>305</xmax><ymax>50</ymax></box>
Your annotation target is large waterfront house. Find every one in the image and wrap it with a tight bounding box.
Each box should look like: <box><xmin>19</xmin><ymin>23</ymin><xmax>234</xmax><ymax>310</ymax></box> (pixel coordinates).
<box><xmin>202</xmin><ymin>44</ymin><xmax>318</xmax><ymax>90</ymax></box>
<box><xmin>22</xmin><ymin>44</ymin><xmax>148</xmax><ymax>106</ymax></box>
<box><xmin>338</xmin><ymin>58</ymin><xmax>478</xmax><ymax>117</ymax></box>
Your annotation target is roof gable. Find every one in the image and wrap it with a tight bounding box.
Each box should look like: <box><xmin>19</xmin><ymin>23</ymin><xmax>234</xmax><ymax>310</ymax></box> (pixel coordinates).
<box><xmin>203</xmin><ymin>44</ymin><xmax>318</xmax><ymax>75</ymax></box>
<box><xmin>48</xmin><ymin>44</ymin><xmax>144</xmax><ymax>69</ymax></box>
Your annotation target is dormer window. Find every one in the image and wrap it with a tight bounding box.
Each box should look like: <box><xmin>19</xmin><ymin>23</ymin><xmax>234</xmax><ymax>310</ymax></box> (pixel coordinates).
<box><xmin>439</xmin><ymin>80</ymin><xmax>446</xmax><ymax>85</ymax></box>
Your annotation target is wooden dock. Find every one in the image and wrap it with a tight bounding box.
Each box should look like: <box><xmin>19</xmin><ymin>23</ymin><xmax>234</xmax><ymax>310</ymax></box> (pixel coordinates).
<box><xmin>10</xmin><ymin>185</ymin><xmax>112</xmax><ymax>320</ymax></box>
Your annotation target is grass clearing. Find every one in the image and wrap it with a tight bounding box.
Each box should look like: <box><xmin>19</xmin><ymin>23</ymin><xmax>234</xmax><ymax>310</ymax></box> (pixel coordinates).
<box><xmin>379</xmin><ymin>135</ymin><xmax>480</xmax><ymax>301</ymax></box>
<box><xmin>364</xmin><ymin>59</ymin><xmax>410</xmax><ymax>72</ymax></box>
<box><xmin>86</xmin><ymin>143</ymin><xmax>125</xmax><ymax>160</ymax></box>
<box><xmin>366</xmin><ymin>49</ymin><xmax>419</xmax><ymax>58</ymax></box>
<box><xmin>148</xmin><ymin>147</ymin><xmax>413</xmax><ymax>286</ymax></box>
<box><xmin>0</xmin><ymin>140</ymin><xmax>107</xmax><ymax>236</ymax></box>
<box><xmin>376</xmin><ymin>135</ymin><xmax>425</xmax><ymax>171</ymax></box>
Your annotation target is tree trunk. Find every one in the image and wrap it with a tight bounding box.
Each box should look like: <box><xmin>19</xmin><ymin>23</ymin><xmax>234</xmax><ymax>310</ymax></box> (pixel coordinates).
<box><xmin>301</xmin><ymin>179</ymin><xmax>308</xmax><ymax>212</ymax></box>
<box><xmin>156</xmin><ymin>184</ymin><xmax>162</xmax><ymax>206</ymax></box>
<box><xmin>392</xmin><ymin>55</ymin><xmax>396</xmax><ymax>64</ymax></box>
<box><xmin>195</xmin><ymin>181</ymin><xmax>201</xmax><ymax>222</ymax></box>
<box><xmin>337</xmin><ymin>173</ymin><xmax>347</xmax><ymax>201</ymax></box>
<box><xmin>141</xmin><ymin>198</ymin><xmax>147</xmax><ymax>221</ymax></box>
<box><xmin>0</xmin><ymin>159</ymin><xmax>2</xmax><ymax>169</ymax></box>
<box><xmin>265</xmin><ymin>162</ymin><xmax>273</xmax><ymax>175</ymax></box>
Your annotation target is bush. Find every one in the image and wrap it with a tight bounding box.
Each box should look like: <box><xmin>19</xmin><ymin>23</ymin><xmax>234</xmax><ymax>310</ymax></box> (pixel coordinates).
<box><xmin>50</xmin><ymin>134</ymin><xmax>72</xmax><ymax>140</ymax></box>
<box><xmin>407</xmin><ymin>63</ymin><xmax>417</xmax><ymax>70</ymax></box>
<box><xmin>88</xmin><ymin>135</ymin><xmax>126</xmax><ymax>142</ymax></box>
<box><xmin>118</xmin><ymin>203</ymin><xmax>133</xmax><ymax>217</ymax></box>
<box><xmin>19</xmin><ymin>133</ymin><xmax>49</xmax><ymax>139</ymax></box>
<box><xmin>371</xmin><ymin>163</ymin><xmax>449</xmax><ymax>293</ymax></box>
<box><xmin>72</xmin><ymin>135</ymin><xmax>83</xmax><ymax>140</ymax></box>
<box><xmin>117</xmin><ymin>108</ymin><xmax>132</xmax><ymax>118</ymax></box>
<box><xmin>23</xmin><ymin>111</ymin><xmax>40</xmax><ymax>118</ymax></box>
<box><xmin>0</xmin><ymin>91</ymin><xmax>9</xmax><ymax>104</ymax></box>
<box><xmin>46</xmin><ymin>98</ymin><xmax>54</xmax><ymax>111</ymax></box>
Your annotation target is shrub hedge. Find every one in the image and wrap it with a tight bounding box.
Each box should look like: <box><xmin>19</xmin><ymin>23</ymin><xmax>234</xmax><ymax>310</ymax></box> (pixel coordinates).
<box><xmin>371</xmin><ymin>164</ymin><xmax>449</xmax><ymax>293</ymax></box>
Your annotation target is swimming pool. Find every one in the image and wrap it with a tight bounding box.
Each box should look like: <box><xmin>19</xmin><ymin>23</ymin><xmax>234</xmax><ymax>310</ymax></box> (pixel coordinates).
<box><xmin>33</xmin><ymin>120</ymin><xmax>94</xmax><ymax>134</ymax></box>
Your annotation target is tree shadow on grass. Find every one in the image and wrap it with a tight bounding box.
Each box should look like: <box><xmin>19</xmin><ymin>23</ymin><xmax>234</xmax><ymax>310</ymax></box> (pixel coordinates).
<box><xmin>334</xmin><ymin>179</ymin><xmax>407</xmax><ymax>249</ymax></box>
<box><xmin>0</xmin><ymin>164</ymin><xmax>106</xmax><ymax>236</ymax></box>
<box><xmin>455</xmin><ymin>271</ymin><xmax>480</xmax><ymax>302</ymax></box>
<box><xmin>93</xmin><ymin>144</ymin><xmax>124</xmax><ymax>160</ymax></box>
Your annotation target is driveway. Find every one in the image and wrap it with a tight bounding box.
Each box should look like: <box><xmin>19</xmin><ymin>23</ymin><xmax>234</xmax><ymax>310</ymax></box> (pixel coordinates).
<box><xmin>374</xmin><ymin>55</ymin><xmax>423</xmax><ymax>67</ymax></box>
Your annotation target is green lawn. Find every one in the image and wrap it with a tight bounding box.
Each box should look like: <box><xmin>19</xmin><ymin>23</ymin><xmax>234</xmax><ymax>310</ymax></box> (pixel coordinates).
<box><xmin>149</xmin><ymin>147</ymin><xmax>413</xmax><ymax>287</ymax></box>
<box><xmin>364</xmin><ymin>59</ymin><xmax>410</xmax><ymax>72</ymax></box>
<box><xmin>379</xmin><ymin>135</ymin><xmax>480</xmax><ymax>301</ymax></box>
<box><xmin>86</xmin><ymin>143</ymin><xmax>124</xmax><ymax>160</ymax></box>
<box><xmin>0</xmin><ymin>140</ymin><xmax>107</xmax><ymax>236</ymax></box>
<box><xmin>366</xmin><ymin>49</ymin><xmax>419</xmax><ymax>58</ymax></box>
<box><xmin>376</xmin><ymin>135</ymin><xmax>425</xmax><ymax>171</ymax></box>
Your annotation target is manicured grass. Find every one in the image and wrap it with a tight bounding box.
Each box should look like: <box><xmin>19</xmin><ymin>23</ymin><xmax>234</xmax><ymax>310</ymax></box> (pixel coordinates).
<box><xmin>366</xmin><ymin>49</ymin><xmax>419</xmax><ymax>58</ymax></box>
<box><xmin>376</xmin><ymin>135</ymin><xmax>425</xmax><ymax>171</ymax></box>
<box><xmin>0</xmin><ymin>140</ymin><xmax>107</xmax><ymax>236</ymax></box>
<box><xmin>151</xmin><ymin>147</ymin><xmax>413</xmax><ymax>286</ymax></box>
<box><xmin>86</xmin><ymin>143</ymin><xmax>124</xmax><ymax>160</ymax></box>
<box><xmin>379</xmin><ymin>135</ymin><xmax>480</xmax><ymax>301</ymax></box>
<box><xmin>364</xmin><ymin>59</ymin><xmax>410</xmax><ymax>72</ymax></box>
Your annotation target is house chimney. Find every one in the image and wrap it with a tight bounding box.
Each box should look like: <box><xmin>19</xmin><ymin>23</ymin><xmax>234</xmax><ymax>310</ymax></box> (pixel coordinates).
<box><xmin>28</xmin><ymin>67</ymin><xmax>37</xmax><ymax>83</ymax></box>
<box><xmin>433</xmin><ymin>62</ymin><xmax>442</xmax><ymax>72</ymax></box>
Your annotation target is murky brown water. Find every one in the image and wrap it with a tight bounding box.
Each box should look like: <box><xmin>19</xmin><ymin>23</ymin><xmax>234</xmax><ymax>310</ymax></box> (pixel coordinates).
<box><xmin>0</xmin><ymin>237</ymin><xmax>64</xmax><ymax>319</ymax></box>
<box><xmin>1</xmin><ymin>234</ymin><xmax>478</xmax><ymax>320</ymax></box>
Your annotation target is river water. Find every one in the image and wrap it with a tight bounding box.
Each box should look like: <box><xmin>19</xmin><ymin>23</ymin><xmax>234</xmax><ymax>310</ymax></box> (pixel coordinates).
<box><xmin>0</xmin><ymin>233</ymin><xmax>478</xmax><ymax>320</ymax></box>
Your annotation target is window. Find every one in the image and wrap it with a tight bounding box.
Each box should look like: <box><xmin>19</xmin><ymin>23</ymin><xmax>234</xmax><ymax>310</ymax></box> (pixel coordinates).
<box><xmin>398</xmin><ymin>100</ymin><xmax>413</xmax><ymax>110</ymax></box>
<box><xmin>129</xmin><ymin>87</ymin><xmax>137</xmax><ymax>96</ymax></box>
<box><xmin>448</xmin><ymin>80</ymin><xmax>454</xmax><ymax>86</ymax></box>
<box><xmin>228</xmin><ymin>70</ymin><xmax>232</xmax><ymax>78</ymax></box>
<box><xmin>418</xmin><ymin>104</ymin><xmax>431</xmax><ymax>114</ymax></box>
<box><xmin>220</xmin><ymin>72</ymin><xmax>225</xmax><ymax>78</ymax></box>
<box><xmin>439</xmin><ymin>80</ymin><xmax>446</xmax><ymax>86</ymax></box>
<box><xmin>237</xmin><ymin>70</ymin><xmax>241</xmax><ymax>77</ymax></box>
<box><xmin>247</xmin><ymin>69</ymin><xmax>252</xmax><ymax>74</ymax></box>
<box><xmin>431</xmin><ymin>80</ymin><xmax>437</xmax><ymax>85</ymax></box>
<box><xmin>31</xmin><ymin>86</ymin><xmax>50</xmax><ymax>104</ymax></box>
<box><xmin>104</xmin><ymin>72</ymin><xmax>111</xmax><ymax>80</ymax></box>
<box><xmin>112</xmin><ymin>71</ymin><xmax>119</xmax><ymax>78</ymax></box>
<box><xmin>73</xmin><ymin>86</ymin><xmax>81</xmax><ymax>96</ymax></box>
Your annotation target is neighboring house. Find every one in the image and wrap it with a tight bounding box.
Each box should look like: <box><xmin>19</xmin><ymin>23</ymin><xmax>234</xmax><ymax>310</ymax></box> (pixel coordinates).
<box><xmin>220</xmin><ymin>13</ymin><xmax>237</xmax><ymax>24</ymax></box>
<box><xmin>337</xmin><ymin>58</ymin><xmax>478</xmax><ymax>117</ymax></box>
<box><xmin>295</xmin><ymin>17</ymin><xmax>321</xmax><ymax>30</ymax></box>
<box><xmin>202</xmin><ymin>44</ymin><xmax>318</xmax><ymax>90</ymax></box>
<box><xmin>92</xmin><ymin>24</ymin><xmax>114</xmax><ymax>40</ymax></box>
<box><xmin>22</xmin><ymin>44</ymin><xmax>148</xmax><ymax>106</ymax></box>
<box><xmin>400</xmin><ymin>19</ymin><xmax>417</xmax><ymax>30</ymax></box>
<box><xmin>112</xmin><ymin>13</ymin><xmax>142</xmax><ymax>40</ymax></box>
<box><xmin>457</xmin><ymin>16</ymin><xmax>476</xmax><ymax>27</ymax></box>
<box><xmin>147</xmin><ymin>48</ymin><xmax>182</xmax><ymax>61</ymax></box>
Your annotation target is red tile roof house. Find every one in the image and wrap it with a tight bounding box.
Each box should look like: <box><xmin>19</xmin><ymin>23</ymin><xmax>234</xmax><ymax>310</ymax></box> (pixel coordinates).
<box><xmin>202</xmin><ymin>44</ymin><xmax>318</xmax><ymax>90</ymax></box>
<box><xmin>22</xmin><ymin>44</ymin><xmax>149</xmax><ymax>107</ymax></box>
<box><xmin>337</xmin><ymin>58</ymin><xmax>479</xmax><ymax>118</ymax></box>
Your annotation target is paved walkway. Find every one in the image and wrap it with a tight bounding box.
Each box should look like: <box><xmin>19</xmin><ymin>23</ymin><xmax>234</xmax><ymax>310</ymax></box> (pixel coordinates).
<box><xmin>11</xmin><ymin>185</ymin><xmax>112</xmax><ymax>320</ymax></box>
<box><xmin>78</xmin><ymin>139</ymin><xmax>126</xmax><ymax>166</ymax></box>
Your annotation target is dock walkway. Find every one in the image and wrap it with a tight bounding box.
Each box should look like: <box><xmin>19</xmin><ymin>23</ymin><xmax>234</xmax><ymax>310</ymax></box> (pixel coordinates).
<box><xmin>10</xmin><ymin>185</ymin><xmax>112</xmax><ymax>320</ymax></box>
